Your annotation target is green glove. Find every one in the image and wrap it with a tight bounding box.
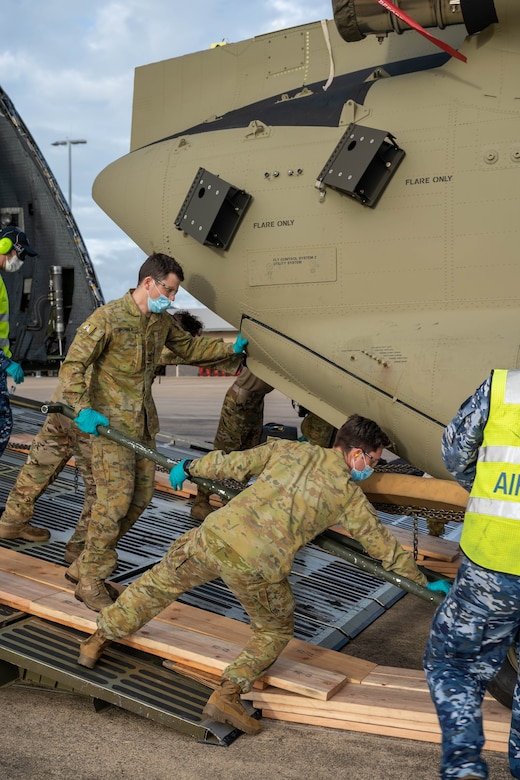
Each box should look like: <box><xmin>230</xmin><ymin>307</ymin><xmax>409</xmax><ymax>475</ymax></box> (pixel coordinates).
<box><xmin>426</xmin><ymin>580</ymin><xmax>451</xmax><ymax>596</ymax></box>
<box><xmin>5</xmin><ymin>360</ymin><xmax>24</xmax><ymax>384</ymax></box>
<box><xmin>169</xmin><ymin>459</ymin><xmax>191</xmax><ymax>491</ymax></box>
<box><xmin>233</xmin><ymin>333</ymin><xmax>248</xmax><ymax>354</ymax></box>
<box><xmin>74</xmin><ymin>408</ymin><xmax>109</xmax><ymax>436</ymax></box>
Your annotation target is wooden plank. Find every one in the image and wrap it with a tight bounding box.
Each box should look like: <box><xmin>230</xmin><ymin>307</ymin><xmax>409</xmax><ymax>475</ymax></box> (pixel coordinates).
<box><xmin>244</xmin><ymin>686</ymin><xmax>438</xmax><ymax>720</ymax></box>
<box><xmin>417</xmin><ymin>557</ymin><xmax>462</xmax><ymax>577</ymax></box>
<box><xmin>0</xmin><ymin>548</ymin><xmax>374</xmax><ymax>683</ymax></box>
<box><xmin>0</xmin><ymin>570</ymin><xmax>56</xmax><ymax>612</ymax></box>
<box><xmin>162</xmin><ymin>659</ymin><xmax>221</xmax><ymax>689</ymax></box>
<box><xmin>161</xmin><ymin>601</ymin><xmax>375</xmax><ymax>683</ymax></box>
<box><xmin>251</xmin><ymin>700</ymin><xmax>507</xmax><ymax>744</ymax></box>
<box><xmin>258</xmin><ymin>709</ymin><xmax>507</xmax><ymax>753</ymax></box>
<box><xmin>0</xmin><ymin>548</ymin><xmax>79</xmax><ymax>592</ymax></box>
<box><xmin>362</xmin><ymin>665</ymin><xmax>431</xmax><ymax>693</ymax></box>
<box><xmin>243</xmin><ymin>684</ymin><xmax>510</xmax><ymax>733</ymax></box>
<box><xmin>1</xmin><ymin>584</ymin><xmax>347</xmax><ymax>701</ymax></box>
<box><xmin>363</xmin><ymin>666</ymin><xmax>503</xmax><ymax>706</ymax></box>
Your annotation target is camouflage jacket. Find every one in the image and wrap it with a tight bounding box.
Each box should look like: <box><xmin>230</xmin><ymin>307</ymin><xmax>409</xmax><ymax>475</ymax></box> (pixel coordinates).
<box><xmin>59</xmin><ymin>290</ymin><xmax>242</xmax><ymax>439</ymax></box>
<box><xmin>190</xmin><ymin>439</ymin><xmax>427</xmax><ymax>585</ymax></box>
<box><xmin>441</xmin><ymin>373</ymin><xmax>492</xmax><ymax>492</ymax></box>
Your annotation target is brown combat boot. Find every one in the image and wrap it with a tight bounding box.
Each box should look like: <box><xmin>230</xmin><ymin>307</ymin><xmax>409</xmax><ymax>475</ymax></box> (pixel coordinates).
<box><xmin>0</xmin><ymin>521</ymin><xmax>50</xmax><ymax>542</ymax></box>
<box><xmin>74</xmin><ymin>578</ymin><xmax>116</xmax><ymax>612</ymax></box>
<box><xmin>65</xmin><ymin>560</ymin><xmax>120</xmax><ymax>601</ymax></box>
<box><xmin>63</xmin><ymin>541</ymin><xmax>84</xmax><ymax>564</ymax></box>
<box><xmin>64</xmin><ymin>557</ymin><xmax>81</xmax><ymax>584</ymax></box>
<box><xmin>77</xmin><ymin>629</ymin><xmax>111</xmax><ymax>669</ymax></box>
<box><xmin>190</xmin><ymin>491</ymin><xmax>215</xmax><ymax>522</ymax></box>
<box><xmin>202</xmin><ymin>679</ymin><xmax>261</xmax><ymax>735</ymax></box>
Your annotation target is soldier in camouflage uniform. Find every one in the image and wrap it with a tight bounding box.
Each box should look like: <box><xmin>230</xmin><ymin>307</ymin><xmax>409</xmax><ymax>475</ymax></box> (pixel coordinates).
<box><xmin>77</xmin><ymin>414</ymin><xmax>432</xmax><ymax>735</ymax></box>
<box><xmin>424</xmin><ymin>370</ymin><xmax>520</xmax><ymax>780</ymax></box>
<box><xmin>0</xmin><ymin>311</ymin><xmax>204</xmax><ymax>561</ymax></box>
<box><xmin>191</xmin><ymin>367</ymin><xmax>273</xmax><ymax>520</ymax></box>
<box><xmin>0</xmin><ymin>381</ymin><xmax>94</xmax><ymax>555</ymax></box>
<box><xmin>58</xmin><ymin>254</ymin><xmax>245</xmax><ymax>611</ymax></box>
<box><xmin>191</xmin><ymin>369</ymin><xmax>337</xmax><ymax>520</ymax></box>
<box><xmin>296</xmin><ymin>400</ymin><xmax>337</xmax><ymax>447</ymax></box>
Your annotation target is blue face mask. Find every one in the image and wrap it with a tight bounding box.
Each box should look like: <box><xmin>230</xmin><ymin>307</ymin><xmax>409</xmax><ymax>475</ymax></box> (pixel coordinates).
<box><xmin>350</xmin><ymin>450</ymin><xmax>375</xmax><ymax>482</ymax></box>
<box><xmin>148</xmin><ymin>294</ymin><xmax>171</xmax><ymax>314</ymax></box>
<box><xmin>350</xmin><ymin>465</ymin><xmax>374</xmax><ymax>482</ymax></box>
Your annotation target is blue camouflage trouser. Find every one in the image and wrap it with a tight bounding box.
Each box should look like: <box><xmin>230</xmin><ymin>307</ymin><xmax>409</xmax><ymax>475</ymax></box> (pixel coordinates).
<box><xmin>424</xmin><ymin>556</ymin><xmax>520</xmax><ymax>779</ymax></box>
<box><xmin>0</xmin><ymin>372</ymin><xmax>13</xmax><ymax>459</ymax></box>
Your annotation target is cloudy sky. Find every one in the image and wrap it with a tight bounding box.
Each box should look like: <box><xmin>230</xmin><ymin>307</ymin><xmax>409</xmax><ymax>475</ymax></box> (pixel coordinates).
<box><xmin>2</xmin><ymin>1</ymin><xmax>331</xmax><ymax>306</ymax></box>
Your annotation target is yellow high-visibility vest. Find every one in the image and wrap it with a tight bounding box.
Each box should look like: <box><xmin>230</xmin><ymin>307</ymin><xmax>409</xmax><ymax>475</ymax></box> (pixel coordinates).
<box><xmin>0</xmin><ymin>279</ymin><xmax>11</xmax><ymax>358</ymax></box>
<box><xmin>461</xmin><ymin>369</ymin><xmax>520</xmax><ymax>574</ymax></box>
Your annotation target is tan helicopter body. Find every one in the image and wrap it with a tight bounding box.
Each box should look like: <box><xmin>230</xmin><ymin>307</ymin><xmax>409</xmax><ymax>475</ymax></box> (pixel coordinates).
<box><xmin>92</xmin><ymin>0</ymin><xmax>515</xmax><ymax>482</ymax></box>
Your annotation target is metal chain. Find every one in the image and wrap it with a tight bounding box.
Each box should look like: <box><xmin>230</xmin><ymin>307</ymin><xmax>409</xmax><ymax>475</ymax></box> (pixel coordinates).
<box><xmin>412</xmin><ymin>511</ymin><xmax>419</xmax><ymax>560</ymax></box>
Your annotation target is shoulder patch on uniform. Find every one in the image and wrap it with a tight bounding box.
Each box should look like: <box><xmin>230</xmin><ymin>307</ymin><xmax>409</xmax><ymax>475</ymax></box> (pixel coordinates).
<box><xmin>80</xmin><ymin>321</ymin><xmax>104</xmax><ymax>341</ymax></box>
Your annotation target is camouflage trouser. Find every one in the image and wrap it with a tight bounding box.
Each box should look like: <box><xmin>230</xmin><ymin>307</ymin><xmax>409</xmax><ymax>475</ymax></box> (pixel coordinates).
<box><xmin>79</xmin><ymin>437</ymin><xmax>156</xmax><ymax>580</ymax></box>
<box><xmin>195</xmin><ymin>369</ymin><xmax>274</xmax><ymax>507</ymax></box>
<box><xmin>0</xmin><ymin>372</ymin><xmax>12</xmax><ymax>460</ymax></box>
<box><xmin>1</xmin><ymin>412</ymin><xmax>95</xmax><ymax>538</ymax></box>
<box><xmin>424</xmin><ymin>556</ymin><xmax>520</xmax><ymax>779</ymax></box>
<box><xmin>300</xmin><ymin>412</ymin><xmax>336</xmax><ymax>447</ymax></box>
<box><xmin>213</xmin><ymin>368</ymin><xmax>274</xmax><ymax>453</ymax></box>
<box><xmin>97</xmin><ymin>525</ymin><xmax>295</xmax><ymax>692</ymax></box>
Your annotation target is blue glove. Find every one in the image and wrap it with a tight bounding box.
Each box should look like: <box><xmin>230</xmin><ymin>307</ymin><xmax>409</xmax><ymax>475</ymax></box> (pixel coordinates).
<box><xmin>5</xmin><ymin>360</ymin><xmax>24</xmax><ymax>384</ymax></box>
<box><xmin>169</xmin><ymin>459</ymin><xmax>190</xmax><ymax>491</ymax></box>
<box><xmin>233</xmin><ymin>333</ymin><xmax>248</xmax><ymax>354</ymax></box>
<box><xmin>426</xmin><ymin>580</ymin><xmax>452</xmax><ymax>596</ymax></box>
<box><xmin>74</xmin><ymin>408</ymin><xmax>109</xmax><ymax>436</ymax></box>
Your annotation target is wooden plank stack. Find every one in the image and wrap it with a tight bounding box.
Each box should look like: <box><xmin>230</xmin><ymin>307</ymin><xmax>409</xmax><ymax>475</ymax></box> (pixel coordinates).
<box><xmin>0</xmin><ymin>548</ymin><xmax>510</xmax><ymax>751</ymax></box>
<box><xmin>242</xmin><ymin>671</ymin><xmax>509</xmax><ymax>753</ymax></box>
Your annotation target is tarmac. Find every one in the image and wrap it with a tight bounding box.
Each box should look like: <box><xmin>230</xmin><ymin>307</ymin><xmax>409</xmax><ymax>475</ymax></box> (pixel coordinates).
<box><xmin>0</xmin><ymin>376</ymin><xmax>514</xmax><ymax>779</ymax></box>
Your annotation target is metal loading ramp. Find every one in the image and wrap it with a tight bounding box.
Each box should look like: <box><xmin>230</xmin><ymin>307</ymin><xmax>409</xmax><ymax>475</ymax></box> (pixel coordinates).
<box><xmin>0</xmin><ymin>615</ymin><xmax>255</xmax><ymax>745</ymax></box>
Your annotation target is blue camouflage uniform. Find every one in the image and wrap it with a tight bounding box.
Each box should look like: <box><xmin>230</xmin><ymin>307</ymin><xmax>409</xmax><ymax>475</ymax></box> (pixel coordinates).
<box><xmin>424</xmin><ymin>370</ymin><xmax>520</xmax><ymax>779</ymax></box>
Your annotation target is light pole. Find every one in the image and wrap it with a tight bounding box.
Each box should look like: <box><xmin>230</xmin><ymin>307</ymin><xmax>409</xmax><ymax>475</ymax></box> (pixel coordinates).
<box><xmin>51</xmin><ymin>139</ymin><xmax>87</xmax><ymax>209</ymax></box>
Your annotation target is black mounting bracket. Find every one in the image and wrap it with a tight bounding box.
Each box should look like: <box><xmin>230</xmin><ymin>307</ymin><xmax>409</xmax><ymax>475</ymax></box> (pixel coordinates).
<box><xmin>316</xmin><ymin>123</ymin><xmax>405</xmax><ymax>208</ymax></box>
<box><xmin>175</xmin><ymin>167</ymin><xmax>252</xmax><ymax>250</ymax></box>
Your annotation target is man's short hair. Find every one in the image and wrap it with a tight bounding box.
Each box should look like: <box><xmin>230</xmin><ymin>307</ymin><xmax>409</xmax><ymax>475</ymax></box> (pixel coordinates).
<box><xmin>334</xmin><ymin>413</ymin><xmax>391</xmax><ymax>454</ymax></box>
<box><xmin>173</xmin><ymin>310</ymin><xmax>203</xmax><ymax>337</ymax></box>
<box><xmin>138</xmin><ymin>253</ymin><xmax>184</xmax><ymax>283</ymax></box>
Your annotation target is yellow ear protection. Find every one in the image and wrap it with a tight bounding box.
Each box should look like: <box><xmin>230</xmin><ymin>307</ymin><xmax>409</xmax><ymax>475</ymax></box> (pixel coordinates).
<box><xmin>0</xmin><ymin>237</ymin><xmax>13</xmax><ymax>255</ymax></box>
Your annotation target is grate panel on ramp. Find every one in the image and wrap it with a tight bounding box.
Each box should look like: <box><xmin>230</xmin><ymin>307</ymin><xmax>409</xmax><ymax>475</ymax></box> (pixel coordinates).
<box><xmin>0</xmin><ymin>617</ymin><xmax>252</xmax><ymax>745</ymax></box>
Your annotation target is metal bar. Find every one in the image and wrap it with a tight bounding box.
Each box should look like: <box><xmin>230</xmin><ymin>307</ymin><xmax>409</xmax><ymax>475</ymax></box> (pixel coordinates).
<box><xmin>315</xmin><ymin>531</ymin><xmax>446</xmax><ymax>606</ymax></box>
<box><xmin>9</xmin><ymin>394</ymin><xmax>239</xmax><ymax>502</ymax></box>
<box><xmin>39</xmin><ymin>398</ymin><xmax>241</xmax><ymax>503</ymax></box>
